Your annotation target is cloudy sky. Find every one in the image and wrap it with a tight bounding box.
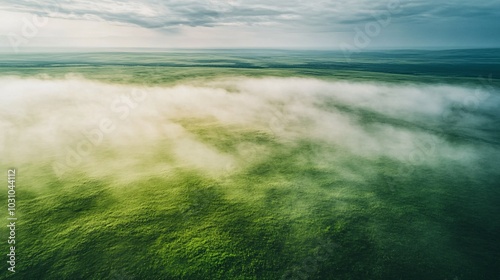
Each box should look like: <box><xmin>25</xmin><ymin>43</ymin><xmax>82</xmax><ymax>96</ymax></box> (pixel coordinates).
<box><xmin>0</xmin><ymin>0</ymin><xmax>499</xmax><ymax>50</ymax></box>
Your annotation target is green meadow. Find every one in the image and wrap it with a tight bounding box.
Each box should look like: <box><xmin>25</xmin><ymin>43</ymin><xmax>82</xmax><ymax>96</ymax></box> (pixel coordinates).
<box><xmin>1</xmin><ymin>50</ymin><xmax>499</xmax><ymax>279</ymax></box>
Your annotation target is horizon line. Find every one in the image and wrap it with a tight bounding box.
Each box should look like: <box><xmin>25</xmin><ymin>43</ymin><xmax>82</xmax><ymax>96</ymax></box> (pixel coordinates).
<box><xmin>0</xmin><ymin>46</ymin><xmax>499</xmax><ymax>53</ymax></box>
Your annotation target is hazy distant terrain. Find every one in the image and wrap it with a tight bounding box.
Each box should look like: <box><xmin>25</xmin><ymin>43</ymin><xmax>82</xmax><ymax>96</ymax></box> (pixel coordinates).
<box><xmin>1</xmin><ymin>50</ymin><xmax>499</xmax><ymax>280</ymax></box>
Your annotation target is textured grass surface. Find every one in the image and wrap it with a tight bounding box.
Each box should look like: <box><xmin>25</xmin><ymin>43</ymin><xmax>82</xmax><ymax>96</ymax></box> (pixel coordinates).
<box><xmin>1</xmin><ymin>51</ymin><xmax>500</xmax><ymax>279</ymax></box>
<box><xmin>2</xmin><ymin>118</ymin><xmax>499</xmax><ymax>279</ymax></box>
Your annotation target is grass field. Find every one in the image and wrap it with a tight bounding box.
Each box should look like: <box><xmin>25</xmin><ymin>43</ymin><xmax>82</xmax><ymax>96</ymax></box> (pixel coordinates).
<box><xmin>1</xmin><ymin>51</ymin><xmax>499</xmax><ymax>279</ymax></box>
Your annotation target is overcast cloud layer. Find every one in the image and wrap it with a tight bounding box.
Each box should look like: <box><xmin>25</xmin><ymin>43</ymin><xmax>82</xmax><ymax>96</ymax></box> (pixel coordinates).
<box><xmin>0</xmin><ymin>0</ymin><xmax>499</xmax><ymax>49</ymax></box>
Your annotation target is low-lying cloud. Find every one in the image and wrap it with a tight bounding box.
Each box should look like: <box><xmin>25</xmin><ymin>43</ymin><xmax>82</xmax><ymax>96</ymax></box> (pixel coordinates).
<box><xmin>0</xmin><ymin>76</ymin><xmax>498</xmax><ymax>183</ymax></box>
